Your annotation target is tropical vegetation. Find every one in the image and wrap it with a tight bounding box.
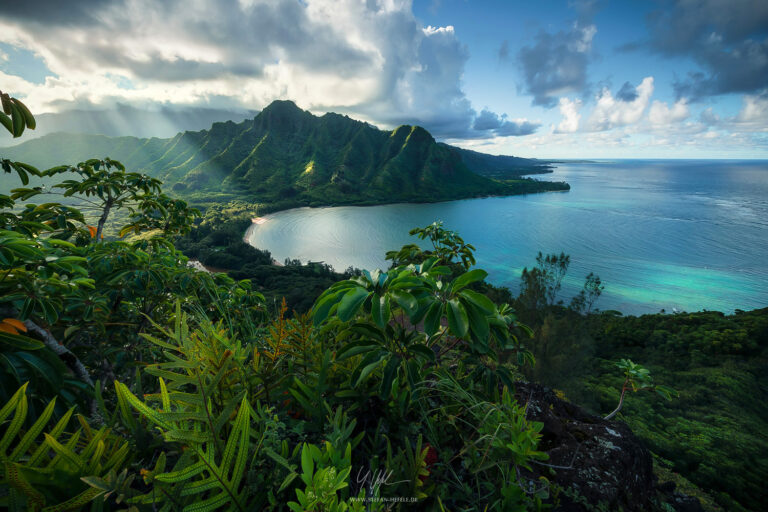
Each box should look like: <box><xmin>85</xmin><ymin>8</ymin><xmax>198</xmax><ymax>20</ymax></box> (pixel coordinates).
<box><xmin>2</xmin><ymin>91</ymin><xmax>765</xmax><ymax>512</ymax></box>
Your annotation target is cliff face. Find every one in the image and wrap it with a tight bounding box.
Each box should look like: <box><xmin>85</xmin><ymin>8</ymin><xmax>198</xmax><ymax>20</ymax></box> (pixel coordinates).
<box><xmin>513</xmin><ymin>382</ymin><xmax>703</xmax><ymax>511</ymax></box>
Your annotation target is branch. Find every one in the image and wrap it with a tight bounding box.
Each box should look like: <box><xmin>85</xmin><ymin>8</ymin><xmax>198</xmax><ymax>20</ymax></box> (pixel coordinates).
<box><xmin>1</xmin><ymin>306</ymin><xmax>96</xmax><ymax>414</ymax></box>
<box><xmin>603</xmin><ymin>380</ymin><xmax>628</xmax><ymax>421</ymax></box>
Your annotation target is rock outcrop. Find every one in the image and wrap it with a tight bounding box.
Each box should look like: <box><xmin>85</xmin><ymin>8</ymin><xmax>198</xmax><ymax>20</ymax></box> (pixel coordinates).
<box><xmin>514</xmin><ymin>382</ymin><xmax>703</xmax><ymax>511</ymax></box>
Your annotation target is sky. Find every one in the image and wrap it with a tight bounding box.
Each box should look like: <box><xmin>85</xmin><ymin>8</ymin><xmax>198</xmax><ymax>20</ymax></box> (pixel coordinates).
<box><xmin>0</xmin><ymin>0</ymin><xmax>766</xmax><ymax>158</ymax></box>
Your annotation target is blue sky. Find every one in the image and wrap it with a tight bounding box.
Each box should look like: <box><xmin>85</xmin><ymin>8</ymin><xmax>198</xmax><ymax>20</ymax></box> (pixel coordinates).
<box><xmin>0</xmin><ymin>0</ymin><xmax>766</xmax><ymax>158</ymax></box>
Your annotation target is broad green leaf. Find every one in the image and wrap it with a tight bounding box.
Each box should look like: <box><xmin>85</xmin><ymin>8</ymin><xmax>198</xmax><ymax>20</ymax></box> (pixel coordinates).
<box><xmin>459</xmin><ymin>289</ymin><xmax>496</xmax><ymax>314</ymax></box>
<box><xmin>450</xmin><ymin>269</ymin><xmax>488</xmax><ymax>293</ymax></box>
<box><xmin>371</xmin><ymin>294</ymin><xmax>391</xmax><ymax>328</ymax></box>
<box><xmin>390</xmin><ymin>290</ymin><xmax>418</xmax><ymax>318</ymax></box>
<box><xmin>355</xmin><ymin>354</ymin><xmax>387</xmax><ymax>387</ymax></box>
<box><xmin>407</xmin><ymin>344</ymin><xmax>435</xmax><ymax>362</ymax></box>
<box><xmin>423</xmin><ymin>301</ymin><xmax>442</xmax><ymax>336</ymax></box>
<box><xmin>335</xmin><ymin>340</ymin><xmax>379</xmax><ymax>361</ymax></box>
<box><xmin>337</xmin><ymin>287</ymin><xmax>371</xmax><ymax>322</ymax></box>
<box><xmin>446</xmin><ymin>299</ymin><xmax>469</xmax><ymax>338</ymax></box>
<box><xmin>380</xmin><ymin>355</ymin><xmax>400</xmax><ymax>399</ymax></box>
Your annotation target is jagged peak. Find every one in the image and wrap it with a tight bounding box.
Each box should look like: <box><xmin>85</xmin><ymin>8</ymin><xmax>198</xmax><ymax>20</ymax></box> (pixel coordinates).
<box><xmin>258</xmin><ymin>99</ymin><xmax>307</xmax><ymax>117</ymax></box>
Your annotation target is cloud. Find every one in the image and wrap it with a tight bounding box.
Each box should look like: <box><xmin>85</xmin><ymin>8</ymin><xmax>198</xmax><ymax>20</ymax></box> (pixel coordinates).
<box><xmin>615</xmin><ymin>81</ymin><xmax>638</xmax><ymax>102</ymax></box>
<box><xmin>0</xmin><ymin>0</ymin><xmax>520</xmax><ymax>140</ymax></box>
<box><xmin>586</xmin><ymin>77</ymin><xmax>654</xmax><ymax>131</ymax></box>
<box><xmin>648</xmin><ymin>99</ymin><xmax>689</xmax><ymax>125</ymax></box>
<box><xmin>472</xmin><ymin>108</ymin><xmax>540</xmax><ymax>137</ymax></box>
<box><xmin>644</xmin><ymin>0</ymin><xmax>768</xmax><ymax>98</ymax></box>
<box><xmin>736</xmin><ymin>90</ymin><xmax>768</xmax><ymax>124</ymax></box>
<box><xmin>517</xmin><ymin>22</ymin><xmax>596</xmax><ymax>107</ymax></box>
<box><xmin>555</xmin><ymin>97</ymin><xmax>582</xmax><ymax>133</ymax></box>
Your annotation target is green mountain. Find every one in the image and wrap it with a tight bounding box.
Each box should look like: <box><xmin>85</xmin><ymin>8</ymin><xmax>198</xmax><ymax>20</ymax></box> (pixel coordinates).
<box><xmin>1</xmin><ymin>100</ymin><xmax>566</xmax><ymax>206</ymax></box>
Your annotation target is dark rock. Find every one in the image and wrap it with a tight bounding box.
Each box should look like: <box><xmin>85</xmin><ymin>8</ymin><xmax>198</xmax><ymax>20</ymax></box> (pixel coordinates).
<box><xmin>667</xmin><ymin>493</ymin><xmax>705</xmax><ymax>512</ymax></box>
<box><xmin>513</xmin><ymin>381</ymin><xmax>701</xmax><ymax>511</ymax></box>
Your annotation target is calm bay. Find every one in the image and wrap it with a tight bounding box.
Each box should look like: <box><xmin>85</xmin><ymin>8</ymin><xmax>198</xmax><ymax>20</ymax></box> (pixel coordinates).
<box><xmin>246</xmin><ymin>159</ymin><xmax>768</xmax><ymax>315</ymax></box>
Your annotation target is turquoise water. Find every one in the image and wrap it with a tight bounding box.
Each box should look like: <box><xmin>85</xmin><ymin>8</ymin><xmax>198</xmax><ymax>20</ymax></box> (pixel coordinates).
<box><xmin>246</xmin><ymin>160</ymin><xmax>768</xmax><ymax>315</ymax></box>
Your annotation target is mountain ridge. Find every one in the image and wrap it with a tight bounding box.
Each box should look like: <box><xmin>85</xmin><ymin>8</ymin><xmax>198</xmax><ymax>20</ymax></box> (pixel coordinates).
<box><xmin>1</xmin><ymin>100</ymin><xmax>567</xmax><ymax>205</ymax></box>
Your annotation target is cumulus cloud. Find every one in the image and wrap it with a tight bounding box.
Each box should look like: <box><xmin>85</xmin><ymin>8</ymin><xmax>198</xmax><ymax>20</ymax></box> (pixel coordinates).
<box><xmin>736</xmin><ymin>90</ymin><xmax>768</xmax><ymax>124</ymax></box>
<box><xmin>644</xmin><ymin>0</ymin><xmax>768</xmax><ymax>98</ymax></box>
<box><xmin>586</xmin><ymin>77</ymin><xmax>654</xmax><ymax>131</ymax></box>
<box><xmin>517</xmin><ymin>22</ymin><xmax>597</xmax><ymax>107</ymax></box>
<box><xmin>0</xmin><ymin>0</ymin><xmax>529</xmax><ymax>140</ymax></box>
<box><xmin>555</xmin><ymin>97</ymin><xmax>582</xmax><ymax>133</ymax></box>
<box><xmin>648</xmin><ymin>99</ymin><xmax>689</xmax><ymax>125</ymax></box>
<box><xmin>472</xmin><ymin>108</ymin><xmax>540</xmax><ymax>137</ymax></box>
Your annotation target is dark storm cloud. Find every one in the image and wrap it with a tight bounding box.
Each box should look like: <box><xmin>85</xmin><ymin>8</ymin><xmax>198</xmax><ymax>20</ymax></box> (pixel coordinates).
<box><xmin>517</xmin><ymin>23</ymin><xmax>596</xmax><ymax>107</ymax></box>
<box><xmin>616</xmin><ymin>81</ymin><xmax>638</xmax><ymax>102</ymax></box>
<box><xmin>472</xmin><ymin>108</ymin><xmax>540</xmax><ymax>137</ymax></box>
<box><xmin>646</xmin><ymin>0</ymin><xmax>768</xmax><ymax>98</ymax></box>
<box><xmin>0</xmin><ymin>0</ymin><xmax>121</xmax><ymax>25</ymax></box>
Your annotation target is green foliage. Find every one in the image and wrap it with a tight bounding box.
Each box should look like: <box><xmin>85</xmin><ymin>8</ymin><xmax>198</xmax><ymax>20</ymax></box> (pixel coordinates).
<box><xmin>524</xmin><ymin>304</ymin><xmax>768</xmax><ymax>511</ymax></box>
<box><xmin>0</xmin><ymin>384</ymin><xmax>132</xmax><ymax>511</ymax></box>
<box><xmin>0</xmin><ymin>89</ymin><xmax>35</xmax><ymax>138</ymax></box>
<box><xmin>0</xmin><ymin>98</ymin><xmax>718</xmax><ymax>512</ymax></box>
<box><xmin>286</xmin><ymin>443</ymin><xmax>365</xmax><ymax>512</ymax></box>
<box><xmin>603</xmin><ymin>359</ymin><xmax>676</xmax><ymax>420</ymax></box>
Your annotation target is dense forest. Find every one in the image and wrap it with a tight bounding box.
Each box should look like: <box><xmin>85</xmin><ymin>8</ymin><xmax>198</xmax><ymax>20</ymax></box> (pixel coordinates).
<box><xmin>1</xmin><ymin>91</ymin><xmax>766</xmax><ymax>512</ymax></box>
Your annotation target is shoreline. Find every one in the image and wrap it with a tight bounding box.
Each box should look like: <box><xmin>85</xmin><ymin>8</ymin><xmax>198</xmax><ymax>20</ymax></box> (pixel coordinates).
<box><xmin>243</xmin><ymin>216</ymin><xmax>283</xmax><ymax>266</ymax></box>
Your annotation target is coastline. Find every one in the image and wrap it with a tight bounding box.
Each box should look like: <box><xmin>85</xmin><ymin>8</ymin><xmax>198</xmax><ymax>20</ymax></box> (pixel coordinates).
<box><xmin>243</xmin><ymin>216</ymin><xmax>284</xmax><ymax>266</ymax></box>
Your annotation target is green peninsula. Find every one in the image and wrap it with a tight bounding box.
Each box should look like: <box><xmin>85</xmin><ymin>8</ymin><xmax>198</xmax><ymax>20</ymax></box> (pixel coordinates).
<box><xmin>1</xmin><ymin>100</ymin><xmax>567</xmax><ymax>209</ymax></box>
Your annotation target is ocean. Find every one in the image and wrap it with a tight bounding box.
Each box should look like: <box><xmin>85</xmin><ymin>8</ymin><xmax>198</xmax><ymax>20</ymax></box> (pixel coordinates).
<box><xmin>246</xmin><ymin>160</ymin><xmax>768</xmax><ymax>315</ymax></box>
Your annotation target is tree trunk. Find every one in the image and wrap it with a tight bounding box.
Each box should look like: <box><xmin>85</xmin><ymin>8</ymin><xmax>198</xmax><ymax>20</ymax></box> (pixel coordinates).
<box><xmin>95</xmin><ymin>200</ymin><xmax>112</xmax><ymax>241</ymax></box>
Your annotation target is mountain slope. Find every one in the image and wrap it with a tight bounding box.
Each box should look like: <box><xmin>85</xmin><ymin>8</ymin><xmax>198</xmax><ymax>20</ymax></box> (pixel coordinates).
<box><xmin>1</xmin><ymin>100</ymin><xmax>567</xmax><ymax>205</ymax></box>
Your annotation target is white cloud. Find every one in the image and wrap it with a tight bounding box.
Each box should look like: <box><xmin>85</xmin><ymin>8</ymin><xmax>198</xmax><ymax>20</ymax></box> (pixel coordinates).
<box><xmin>555</xmin><ymin>97</ymin><xmax>582</xmax><ymax>133</ymax></box>
<box><xmin>648</xmin><ymin>99</ymin><xmax>689</xmax><ymax>125</ymax></box>
<box><xmin>570</xmin><ymin>23</ymin><xmax>596</xmax><ymax>53</ymax></box>
<box><xmin>586</xmin><ymin>77</ymin><xmax>654</xmax><ymax>131</ymax></box>
<box><xmin>736</xmin><ymin>91</ymin><xmax>768</xmax><ymax>125</ymax></box>
<box><xmin>0</xmin><ymin>0</ymin><xmax>512</xmax><ymax>139</ymax></box>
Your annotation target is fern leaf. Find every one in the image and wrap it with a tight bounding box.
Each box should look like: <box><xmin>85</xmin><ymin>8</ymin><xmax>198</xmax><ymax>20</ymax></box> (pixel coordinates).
<box><xmin>102</xmin><ymin>442</ymin><xmax>130</xmax><ymax>472</ymax></box>
<box><xmin>153</xmin><ymin>460</ymin><xmax>207</xmax><ymax>483</ymax></box>
<box><xmin>159</xmin><ymin>377</ymin><xmax>171</xmax><ymax>412</ymax></box>
<box><xmin>40</xmin><ymin>486</ymin><xmax>103</xmax><ymax>512</ymax></box>
<box><xmin>5</xmin><ymin>461</ymin><xmax>45</xmax><ymax>510</ymax></box>
<box><xmin>79</xmin><ymin>427</ymin><xmax>108</xmax><ymax>462</ymax></box>
<box><xmin>144</xmin><ymin>368</ymin><xmax>197</xmax><ymax>385</ymax></box>
<box><xmin>0</xmin><ymin>383</ymin><xmax>27</xmax><ymax>426</ymax></box>
<box><xmin>86</xmin><ymin>440</ymin><xmax>106</xmax><ymax>474</ymax></box>
<box><xmin>228</xmin><ymin>397</ymin><xmax>251</xmax><ymax>489</ymax></box>
<box><xmin>9</xmin><ymin>395</ymin><xmax>56</xmax><ymax>461</ymax></box>
<box><xmin>212</xmin><ymin>394</ymin><xmax>244</xmax><ymax>435</ymax></box>
<box><xmin>138</xmin><ymin>332</ymin><xmax>178</xmax><ymax>350</ymax></box>
<box><xmin>43</xmin><ymin>433</ymin><xmax>86</xmax><ymax>472</ymax></box>
<box><xmin>178</xmin><ymin>477</ymin><xmax>221</xmax><ymax>496</ymax></box>
<box><xmin>156</xmin><ymin>411</ymin><xmax>208</xmax><ymax>423</ymax></box>
<box><xmin>115</xmin><ymin>382</ymin><xmax>172</xmax><ymax>429</ymax></box>
<box><xmin>29</xmin><ymin>407</ymin><xmax>74</xmax><ymax>466</ymax></box>
<box><xmin>163</xmin><ymin>429</ymin><xmax>213</xmax><ymax>444</ymax></box>
<box><xmin>0</xmin><ymin>386</ymin><xmax>27</xmax><ymax>456</ymax></box>
<box><xmin>114</xmin><ymin>381</ymin><xmax>137</xmax><ymax>430</ymax></box>
<box><xmin>220</xmin><ymin>398</ymin><xmax>245</xmax><ymax>479</ymax></box>
<box><xmin>181</xmin><ymin>490</ymin><xmax>230</xmax><ymax>512</ymax></box>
